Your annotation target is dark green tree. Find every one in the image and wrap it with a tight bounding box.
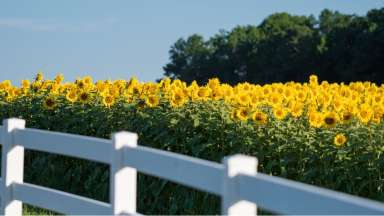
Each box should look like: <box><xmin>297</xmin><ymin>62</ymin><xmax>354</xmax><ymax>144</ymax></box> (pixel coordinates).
<box><xmin>249</xmin><ymin>13</ymin><xmax>319</xmax><ymax>83</ymax></box>
<box><xmin>163</xmin><ymin>34</ymin><xmax>214</xmax><ymax>84</ymax></box>
<box><xmin>163</xmin><ymin>8</ymin><xmax>384</xmax><ymax>84</ymax></box>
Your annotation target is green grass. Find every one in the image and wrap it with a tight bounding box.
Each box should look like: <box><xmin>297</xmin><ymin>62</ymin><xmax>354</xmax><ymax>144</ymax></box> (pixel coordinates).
<box><xmin>23</xmin><ymin>204</ymin><xmax>58</xmax><ymax>215</ymax></box>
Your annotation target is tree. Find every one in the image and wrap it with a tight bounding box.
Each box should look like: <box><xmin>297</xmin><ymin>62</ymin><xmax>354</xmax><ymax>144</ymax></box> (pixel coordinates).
<box><xmin>163</xmin><ymin>8</ymin><xmax>384</xmax><ymax>84</ymax></box>
<box><xmin>163</xmin><ymin>34</ymin><xmax>213</xmax><ymax>84</ymax></box>
<box><xmin>250</xmin><ymin>13</ymin><xmax>319</xmax><ymax>83</ymax></box>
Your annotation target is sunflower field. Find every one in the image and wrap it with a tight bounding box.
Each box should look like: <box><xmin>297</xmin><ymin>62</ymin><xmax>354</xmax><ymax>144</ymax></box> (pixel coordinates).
<box><xmin>0</xmin><ymin>73</ymin><xmax>384</xmax><ymax>214</ymax></box>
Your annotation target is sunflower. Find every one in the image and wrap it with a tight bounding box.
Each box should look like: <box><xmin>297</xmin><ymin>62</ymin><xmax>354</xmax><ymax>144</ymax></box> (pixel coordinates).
<box><xmin>290</xmin><ymin>103</ymin><xmax>303</xmax><ymax>118</ymax></box>
<box><xmin>6</xmin><ymin>87</ymin><xmax>16</xmax><ymax>97</ymax></box>
<box><xmin>296</xmin><ymin>91</ymin><xmax>307</xmax><ymax>102</ymax></box>
<box><xmin>309</xmin><ymin>74</ymin><xmax>318</xmax><ymax>85</ymax></box>
<box><xmin>341</xmin><ymin>111</ymin><xmax>353</xmax><ymax>124</ymax></box>
<box><xmin>322</xmin><ymin>112</ymin><xmax>339</xmax><ymax>128</ymax></box>
<box><xmin>132</xmin><ymin>85</ymin><xmax>141</xmax><ymax>95</ymax></box>
<box><xmin>283</xmin><ymin>87</ymin><xmax>294</xmax><ymax>99</ymax></box>
<box><xmin>78</xmin><ymin>91</ymin><xmax>91</xmax><ymax>104</ymax></box>
<box><xmin>269</xmin><ymin>93</ymin><xmax>282</xmax><ymax>106</ymax></box>
<box><xmin>127</xmin><ymin>77</ymin><xmax>139</xmax><ymax>89</ymax></box>
<box><xmin>146</xmin><ymin>95</ymin><xmax>160</xmax><ymax>108</ymax></box>
<box><xmin>372</xmin><ymin>106</ymin><xmax>384</xmax><ymax>124</ymax></box>
<box><xmin>358</xmin><ymin>105</ymin><xmax>372</xmax><ymax>123</ymax></box>
<box><xmin>236</xmin><ymin>92</ymin><xmax>251</xmax><ymax>106</ymax></box>
<box><xmin>211</xmin><ymin>88</ymin><xmax>223</xmax><ymax>101</ymax></box>
<box><xmin>372</xmin><ymin>112</ymin><xmax>382</xmax><ymax>124</ymax></box>
<box><xmin>273</xmin><ymin>107</ymin><xmax>287</xmax><ymax>120</ymax></box>
<box><xmin>172</xmin><ymin>79</ymin><xmax>183</xmax><ymax>88</ymax></box>
<box><xmin>21</xmin><ymin>79</ymin><xmax>30</xmax><ymax>89</ymax></box>
<box><xmin>66</xmin><ymin>90</ymin><xmax>77</xmax><ymax>102</ymax></box>
<box><xmin>83</xmin><ymin>76</ymin><xmax>93</xmax><ymax>85</ymax></box>
<box><xmin>35</xmin><ymin>71</ymin><xmax>43</xmax><ymax>82</ymax></box>
<box><xmin>96</xmin><ymin>81</ymin><xmax>108</xmax><ymax>94</ymax></box>
<box><xmin>252</xmin><ymin>111</ymin><xmax>268</xmax><ymax>125</ymax></box>
<box><xmin>332</xmin><ymin>99</ymin><xmax>344</xmax><ymax>112</ymax></box>
<box><xmin>1</xmin><ymin>80</ymin><xmax>12</xmax><ymax>89</ymax></box>
<box><xmin>4</xmin><ymin>89</ymin><xmax>15</xmax><ymax>101</ymax></box>
<box><xmin>54</xmin><ymin>74</ymin><xmax>64</xmax><ymax>84</ymax></box>
<box><xmin>196</xmin><ymin>87</ymin><xmax>211</xmax><ymax>100</ymax></box>
<box><xmin>222</xmin><ymin>85</ymin><xmax>234</xmax><ymax>101</ymax></box>
<box><xmin>334</xmin><ymin>133</ymin><xmax>347</xmax><ymax>147</ymax></box>
<box><xmin>235</xmin><ymin>107</ymin><xmax>249</xmax><ymax>121</ymax></box>
<box><xmin>372</xmin><ymin>94</ymin><xmax>382</xmax><ymax>105</ymax></box>
<box><xmin>43</xmin><ymin>96</ymin><xmax>56</xmax><ymax>110</ymax></box>
<box><xmin>308</xmin><ymin>111</ymin><xmax>323</xmax><ymax>128</ymax></box>
<box><xmin>208</xmin><ymin>78</ymin><xmax>220</xmax><ymax>89</ymax></box>
<box><xmin>76</xmin><ymin>79</ymin><xmax>87</xmax><ymax>89</ymax></box>
<box><xmin>262</xmin><ymin>86</ymin><xmax>271</xmax><ymax>96</ymax></box>
<box><xmin>102</xmin><ymin>94</ymin><xmax>115</xmax><ymax>108</ymax></box>
<box><xmin>170</xmin><ymin>90</ymin><xmax>186</xmax><ymax>107</ymax></box>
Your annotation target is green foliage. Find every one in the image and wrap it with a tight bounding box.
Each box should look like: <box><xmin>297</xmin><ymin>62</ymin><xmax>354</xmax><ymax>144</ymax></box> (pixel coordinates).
<box><xmin>1</xmin><ymin>97</ymin><xmax>384</xmax><ymax>214</ymax></box>
<box><xmin>164</xmin><ymin>8</ymin><xmax>384</xmax><ymax>84</ymax></box>
<box><xmin>23</xmin><ymin>204</ymin><xmax>58</xmax><ymax>215</ymax></box>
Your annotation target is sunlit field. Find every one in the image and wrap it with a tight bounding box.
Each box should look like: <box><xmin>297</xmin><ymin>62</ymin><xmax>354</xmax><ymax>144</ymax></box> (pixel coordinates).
<box><xmin>1</xmin><ymin>73</ymin><xmax>383</xmax><ymax>214</ymax></box>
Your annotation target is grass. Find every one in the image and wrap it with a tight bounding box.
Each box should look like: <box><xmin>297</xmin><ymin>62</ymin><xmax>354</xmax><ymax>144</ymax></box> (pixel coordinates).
<box><xmin>23</xmin><ymin>204</ymin><xmax>58</xmax><ymax>215</ymax></box>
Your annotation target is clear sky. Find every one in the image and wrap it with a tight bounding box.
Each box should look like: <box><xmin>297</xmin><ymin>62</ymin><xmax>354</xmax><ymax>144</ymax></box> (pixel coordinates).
<box><xmin>1</xmin><ymin>0</ymin><xmax>383</xmax><ymax>84</ymax></box>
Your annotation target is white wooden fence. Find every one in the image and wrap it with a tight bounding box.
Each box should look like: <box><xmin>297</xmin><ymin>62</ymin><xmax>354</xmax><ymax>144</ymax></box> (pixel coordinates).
<box><xmin>0</xmin><ymin>118</ymin><xmax>384</xmax><ymax>215</ymax></box>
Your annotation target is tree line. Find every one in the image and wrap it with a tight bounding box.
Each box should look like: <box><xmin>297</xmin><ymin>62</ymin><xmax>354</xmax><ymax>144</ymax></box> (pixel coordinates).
<box><xmin>163</xmin><ymin>8</ymin><xmax>384</xmax><ymax>84</ymax></box>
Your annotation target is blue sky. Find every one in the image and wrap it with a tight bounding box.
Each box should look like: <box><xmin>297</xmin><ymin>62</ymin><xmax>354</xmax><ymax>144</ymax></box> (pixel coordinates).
<box><xmin>1</xmin><ymin>0</ymin><xmax>383</xmax><ymax>84</ymax></box>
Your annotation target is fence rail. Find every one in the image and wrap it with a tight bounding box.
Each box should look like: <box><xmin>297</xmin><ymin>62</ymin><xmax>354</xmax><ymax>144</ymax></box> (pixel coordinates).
<box><xmin>14</xmin><ymin>127</ymin><xmax>112</xmax><ymax>164</ymax></box>
<box><xmin>13</xmin><ymin>182</ymin><xmax>111</xmax><ymax>215</ymax></box>
<box><xmin>0</xmin><ymin>118</ymin><xmax>384</xmax><ymax>215</ymax></box>
<box><xmin>124</xmin><ymin>145</ymin><xmax>224</xmax><ymax>195</ymax></box>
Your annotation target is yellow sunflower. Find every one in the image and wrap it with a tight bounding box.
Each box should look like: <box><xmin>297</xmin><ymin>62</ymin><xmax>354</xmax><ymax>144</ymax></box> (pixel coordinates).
<box><xmin>273</xmin><ymin>107</ymin><xmax>287</xmax><ymax>120</ymax></box>
<box><xmin>252</xmin><ymin>111</ymin><xmax>268</xmax><ymax>125</ymax></box>
<box><xmin>35</xmin><ymin>71</ymin><xmax>43</xmax><ymax>82</ymax></box>
<box><xmin>21</xmin><ymin>79</ymin><xmax>30</xmax><ymax>89</ymax></box>
<box><xmin>372</xmin><ymin>112</ymin><xmax>382</xmax><ymax>124</ymax></box>
<box><xmin>43</xmin><ymin>96</ymin><xmax>56</xmax><ymax>110</ymax></box>
<box><xmin>102</xmin><ymin>94</ymin><xmax>115</xmax><ymax>108</ymax></box>
<box><xmin>309</xmin><ymin>74</ymin><xmax>318</xmax><ymax>85</ymax></box>
<box><xmin>66</xmin><ymin>90</ymin><xmax>77</xmax><ymax>103</ymax></box>
<box><xmin>269</xmin><ymin>93</ymin><xmax>282</xmax><ymax>106</ymax></box>
<box><xmin>196</xmin><ymin>87</ymin><xmax>211</xmax><ymax>101</ymax></box>
<box><xmin>78</xmin><ymin>91</ymin><xmax>91</xmax><ymax>104</ymax></box>
<box><xmin>290</xmin><ymin>103</ymin><xmax>303</xmax><ymax>118</ymax></box>
<box><xmin>334</xmin><ymin>133</ymin><xmax>347</xmax><ymax>147</ymax></box>
<box><xmin>357</xmin><ymin>105</ymin><xmax>373</xmax><ymax>124</ymax></box>
<box><xmin>146</xmin><ymin>95</ymin><xmax>160</xmax><ymax>108</ymax></box>
<box><xmin>170</xmin><ymin>90</ymin><xmax>186</xmax><ymax>107</ymax></box>
<box><xmin>235</xmin><ymin>107</ymin><xmax>249</xmax><ymax>121</ymax></box>
<box><xmin>341</xmin><ymin>111</ymin><xmax>353</xmax><ymax>124</ymax></box>
<box><xmin>236</xmin><ymin>92</ymin><xmax>251</xmax><ymax>106</ymax></box>
<box><xmin>308</xmin><ymin>111</ymin><xmax>323</xmax><ymax>128</ymax></box>
<box><xmin>322</xmin><ymin>112</ymin><xmax>339</xmax><ymax>128</ymax></box>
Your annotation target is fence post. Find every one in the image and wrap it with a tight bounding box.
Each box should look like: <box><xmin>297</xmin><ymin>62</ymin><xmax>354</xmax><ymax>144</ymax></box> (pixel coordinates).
<box><xmin>110</xmin><ymin>131</ymin><xmax>138</xmax><ymax>215</ymax></box>
<box><xmin>1</xmin><ymin>118</ymin><xmax>26</xmax><ymax>216</ymax></box>
<box><xmin>222</xmin><ymin>154</ymin><xmax>258</xmax><ymax>216</ymax></box>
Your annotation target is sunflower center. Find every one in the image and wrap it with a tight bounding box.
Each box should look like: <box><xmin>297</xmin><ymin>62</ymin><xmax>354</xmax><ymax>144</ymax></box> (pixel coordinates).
<box><xmin>105</xmin><ymin>97</ymin><xmax>113</xmax><ymax>103</ymax></box>
<box><xmin>343</xmin><ymin>113</ymin><xmax>352</xmax><ymax>121</ymax></box>
<box><xmin>240</xmin><ymin>110</ymin><xmax>247</xmax><ymax>117</ymax></box>
<box><xmin>80</xmin><ymin>93</ymin><xmax>88</xmax><ymax>100</ymax></box>
<box><xmin>360</xmin><ymin>110</ymin><xmax>368</xmax><ymax>118</ymax></box>
<box><xmin>324</xmin><ymin>117</ymin><xmax>335</xmax><ymax>125</ymax></box>
<box><xmin>46</xmin><ymin>99</ymin><xmax>55</xmax><ymax>107</ymax></box>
